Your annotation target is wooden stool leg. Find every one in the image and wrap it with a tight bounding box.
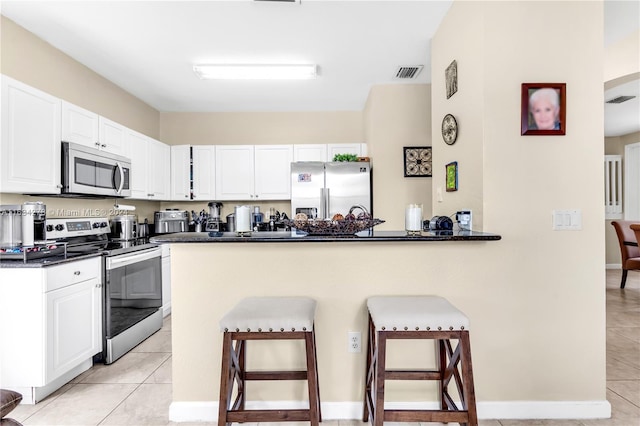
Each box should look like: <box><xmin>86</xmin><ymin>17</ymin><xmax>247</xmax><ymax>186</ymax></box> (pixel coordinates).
<box><xmin>312</xmin><ymin>329</ymin><xmax>322</xmax><ymax>422</ymax></box>
<box><xmin>437</xmin><ymin>338</ymin><xmax>447</xmax><ymax>411</ymax></box>
<box><xmin>218</xmin><ymin>332</ymin><xmax>233</xmax><ymax>426</ymax></box>
<box><xmin>363</xmin><ymin>314</ymin><xmax>375</xmax><ymax>423</ymax></box>
<box><xmin>238</xmin><ymin>339</ymin><xmax>246</xmax><ymax>410</ymax></box>
<box><xmin>305</xmin><ymin>331</ymin><xmax>320</xmax><ymax>426</ymax></box>
<box><xmin>373</xmin><ymin>331</ymin><xmax>387</xmax><ymax>426</ymax></box>
<box><xmin>460</xmin><ymin>332</ymin><xmax>478</xmax><ymax>426</ymax></box>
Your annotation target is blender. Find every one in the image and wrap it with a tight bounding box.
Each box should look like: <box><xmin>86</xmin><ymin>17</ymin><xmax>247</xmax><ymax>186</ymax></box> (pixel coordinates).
<box><xmin>205</xmin><ymin>202</ymin><xmax>224</xmax><ymax>232</ymax></box>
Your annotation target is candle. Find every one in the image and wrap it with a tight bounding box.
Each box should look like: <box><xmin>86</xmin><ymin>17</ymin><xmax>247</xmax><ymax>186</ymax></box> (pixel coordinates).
<box><xmin>405</xmin><ymin>204</ymin><xmax>423</xmax><ymax>233</ymax></box>
<box><xmin>235</xmin><ymin>205</ymin><xmax>252</xmax><ymax>233</ymax></box>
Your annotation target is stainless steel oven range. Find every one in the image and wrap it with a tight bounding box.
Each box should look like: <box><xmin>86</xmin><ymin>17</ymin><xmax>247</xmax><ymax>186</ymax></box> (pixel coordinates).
<box><xmin>46</xmin><ymin>217</ymin><xmax>162</xmax><ymax>364</ymax></box>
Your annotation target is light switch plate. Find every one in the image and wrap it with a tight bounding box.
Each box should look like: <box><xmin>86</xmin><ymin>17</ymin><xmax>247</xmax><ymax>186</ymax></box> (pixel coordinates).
<box><xmin>552</xmin><ymin>209</ymin><xmax>582</xmax><ymax>230</ymax></box>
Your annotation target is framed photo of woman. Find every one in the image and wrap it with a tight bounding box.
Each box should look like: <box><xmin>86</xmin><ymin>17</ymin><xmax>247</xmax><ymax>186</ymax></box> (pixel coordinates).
<box><xmin>521</xmin><ymin>83</ymin><xmax>566</xmax><ymax>135</ymax></box>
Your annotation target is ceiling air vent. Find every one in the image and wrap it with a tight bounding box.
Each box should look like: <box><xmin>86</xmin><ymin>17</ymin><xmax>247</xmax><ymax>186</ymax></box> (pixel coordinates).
<box><xmin>606</xmin><ymin>95</ymin><xmax>636</xmax><ymax>104</ymax></box>
<box><xmin>394</xmin><ymin>65</ymin><xmax>424</xmax><ymax>80</ymax></box>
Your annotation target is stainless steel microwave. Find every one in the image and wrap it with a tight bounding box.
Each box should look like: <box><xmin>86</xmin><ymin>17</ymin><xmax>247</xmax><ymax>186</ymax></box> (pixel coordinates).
<box><xmin>62</xmin><ymin>142</ymin><xmax>131</xmax><ymax>197</ymax></box>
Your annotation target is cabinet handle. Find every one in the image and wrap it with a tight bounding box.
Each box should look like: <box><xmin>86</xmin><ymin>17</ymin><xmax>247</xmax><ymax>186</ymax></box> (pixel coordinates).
<box><xmin>148</xmin><ymin>193</ymin><xmax>154</xmax><ymax>197</ymax></box>
<box><xmin>95</xmin><ymin>142</ymin><xmax>100</xmax><ymax>147</ymax></box>
<box><xmin>101</xmin><ymin>144</ymin><xmax>107</xmax><ymax>148</ymax></box>
<box><xmin>185</xmin><ymin>195</ymin><xmax>189</xmax><ymax>198</ymax></box>
<box><xmin>255</xmin><ymin>194</ymin><xmax>259</xmax><ymax>198</ymax></box>
<box><xmin>74</xmin><ymin>271</ymin><xmax>81</xmax><ymax>275</ymax></box>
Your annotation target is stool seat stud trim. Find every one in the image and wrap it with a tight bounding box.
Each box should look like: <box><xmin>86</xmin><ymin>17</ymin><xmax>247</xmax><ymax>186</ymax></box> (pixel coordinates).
<box><xmin>219</xmin><ymin>296</ymin><xmax>316</xmax><ymax>332</ymax></box>
<box><xmin>367</xmin><ymin>295</ymin><xmax>469</xmax><ymax>331</ymax></box>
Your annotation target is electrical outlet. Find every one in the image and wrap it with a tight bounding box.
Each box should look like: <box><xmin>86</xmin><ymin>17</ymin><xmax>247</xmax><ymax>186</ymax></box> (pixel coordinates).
<box><xmin>348</xmin><ymin>331</ymin><xmax>361</xmax><ymax>353</ymax></box>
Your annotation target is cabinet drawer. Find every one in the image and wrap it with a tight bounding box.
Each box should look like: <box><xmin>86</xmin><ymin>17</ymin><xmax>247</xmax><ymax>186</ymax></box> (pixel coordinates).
<box><xmin>46</xmin><ymin>257</ymin><xmax>102</xmax><ymax>292</ymax></box>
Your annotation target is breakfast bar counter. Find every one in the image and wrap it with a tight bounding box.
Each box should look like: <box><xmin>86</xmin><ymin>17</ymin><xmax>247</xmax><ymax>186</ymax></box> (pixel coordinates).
<box><xmin>162</xmin><ymin>230</ymin><xmax>515</xmax><ymax>423</ymax></box>
<box><xmin>150</xmin><ymin>229</ymin><xmax>501</xmax><ymax>243</ymax></box>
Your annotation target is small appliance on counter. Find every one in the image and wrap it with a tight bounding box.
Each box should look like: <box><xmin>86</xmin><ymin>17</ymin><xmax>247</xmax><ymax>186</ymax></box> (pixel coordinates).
<box><xmin>154</xmin><ymin>210</ymin><xmax>188</xmax><ymax>234</ymax></box>
<box><xmin>205</xmin><ymin>201</ymin><xmax>224</xmax><ymax>232</ymax></box>
<box><xmin>110</xmin><ymin>214</ymin><xmax>138</xmax><ymax>241</ymax></box>
<box><xmin>0</xmin><ymin>202</ymin><xmax>55</xmax><ymax>262</ymax></box>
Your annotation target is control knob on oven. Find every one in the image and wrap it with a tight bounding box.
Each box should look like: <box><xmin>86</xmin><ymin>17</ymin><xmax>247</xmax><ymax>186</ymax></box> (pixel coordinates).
<box><xmin>46</xmin><ymin>224</ymin><xmax>54</xmax><ymax>232</ymax></box>
<box><xmin>55</xmin><ymin>224</ymin><xmax>64</xmax><ymax>231</ymax></box>
<box><xmin>92</xmin><ymin>222</ymin><xmax>100</xmax><ymax>228</ymax></box>
<box><xmin>100</xmin><ymin>222</ymin><xmax>108</xmax><ymax>227</ymax></box>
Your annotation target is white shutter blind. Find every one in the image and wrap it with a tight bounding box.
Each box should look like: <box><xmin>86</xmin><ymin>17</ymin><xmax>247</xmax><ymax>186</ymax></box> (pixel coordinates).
<box><xmin>605</xmin><ymin>155</ymin><xmax>623</xmax><ymax>219</ymax></box>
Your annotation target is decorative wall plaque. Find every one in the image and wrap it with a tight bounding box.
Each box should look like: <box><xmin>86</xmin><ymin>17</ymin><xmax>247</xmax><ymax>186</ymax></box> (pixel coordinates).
<box><xmin>403</xmin><ymin>147</ymin><xmax>432</xmax><ymax>177</ymax></box>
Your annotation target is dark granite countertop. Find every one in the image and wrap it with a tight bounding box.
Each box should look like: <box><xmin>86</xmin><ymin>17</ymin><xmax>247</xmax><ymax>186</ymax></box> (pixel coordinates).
<box><xmin>150</xmin><ymin>230</ymin><xmax>501</xmax><ymax>243</ymax></box>
<box><xmin>0</xmin><ymin>252</ymin><xmax>103</xmax><ymax>268</ymax></box>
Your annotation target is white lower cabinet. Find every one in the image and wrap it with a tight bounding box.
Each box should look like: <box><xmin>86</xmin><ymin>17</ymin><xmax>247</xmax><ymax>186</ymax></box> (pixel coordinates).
<box><xmin>0</xmin><ymin>257</ymin><xmax>102</xmax><ymax>404</ymax></box>
<box><xmin>161</xmin><ymin>244</ymin><xmax>171</xmax><ymax>317</ymax></box>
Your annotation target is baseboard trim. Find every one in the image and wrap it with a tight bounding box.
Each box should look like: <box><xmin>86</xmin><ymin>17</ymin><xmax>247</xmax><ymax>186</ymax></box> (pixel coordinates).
<box><xmin>606</xmin><ymin>263</ymin><xmax>622</xmax><ymax>269</ymax></box>
<box><xmin>169</xmin><ymin>399</ymin><xmax>611</xmax><ymax>422</ymax></box>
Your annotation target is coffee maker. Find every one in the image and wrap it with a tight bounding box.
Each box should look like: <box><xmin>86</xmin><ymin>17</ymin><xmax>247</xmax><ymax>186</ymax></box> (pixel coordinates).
<box><xmin>205</xmin><ymin>202</ymin><xmax>224</xmax><ymax>232</ymax></box>
<box><xmin>0</xmin><ymin>202</ymin><xmax>46</xmax><ymax>248</ymax></box>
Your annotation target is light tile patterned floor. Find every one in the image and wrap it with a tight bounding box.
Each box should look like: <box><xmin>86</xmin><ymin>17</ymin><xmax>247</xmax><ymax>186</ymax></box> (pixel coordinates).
<box><xmin>8</xmin><ymin>270</ymin><xmax>640</xmax><ymax>425</ymax></box>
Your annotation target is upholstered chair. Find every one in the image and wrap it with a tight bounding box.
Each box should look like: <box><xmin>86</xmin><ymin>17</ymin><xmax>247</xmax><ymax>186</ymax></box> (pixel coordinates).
<box><xmin>611</xmin><ymin>220</ymin><xmax>640</xmax><ymax>288</ymax></box>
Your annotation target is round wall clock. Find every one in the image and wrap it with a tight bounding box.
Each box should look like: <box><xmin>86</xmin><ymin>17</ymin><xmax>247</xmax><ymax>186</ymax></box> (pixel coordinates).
<box><xmin>441</xmin><ymin>114</ymin><xmax>458</xmax><ymax>145</ymax></box>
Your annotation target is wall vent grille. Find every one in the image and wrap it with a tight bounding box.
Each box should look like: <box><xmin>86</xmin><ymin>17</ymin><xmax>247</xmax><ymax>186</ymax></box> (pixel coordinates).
<box><xmin>606</xmin><ymin>95</ymin><xmax>636</xmax><ymax>104</ymax></box>
<box><xmin>394</xmin><ymin>66</ymin><xmax>423</xmax><ymax>79</ymax></box>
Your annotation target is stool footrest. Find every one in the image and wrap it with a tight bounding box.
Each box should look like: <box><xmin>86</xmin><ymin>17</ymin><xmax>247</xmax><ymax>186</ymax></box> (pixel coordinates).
<box><xmin>227</xmin><ymin>409</ymin><xmax>311</xmax><ymax>422</ymax></box>
<box><xmin>385</xmin><ymin>370</ymin><xmax>440</xmax><ymax>380</ymax></box>
<box><xmin>245</xmin><ymin>371</ymin><xmax>309</xmax><ymax>380</ymax></box>
<box><xmin>384</xmin><ymin>409</ymin><xmax>470</xmax><ymax>423</ymax></box>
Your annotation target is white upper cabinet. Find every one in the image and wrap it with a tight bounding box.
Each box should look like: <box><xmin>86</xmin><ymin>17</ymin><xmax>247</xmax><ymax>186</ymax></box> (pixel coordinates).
<box><xmin>1</xmin><ymin>75</ymin><xmax>61</xmax><ymax>194</ymax></box>
<box><xmin>99</xmin><ymin>117</ymin><xmax>128</xmax><ymax>157</ymax></box>
<box><xmin>147</xmin><ymin>138</ymin><xmax>170</xmax><ymax>199</ymax></box>
<box><xmin>61</xmin><ymin>101</ymin><xmax>100</xmax><ymax>148</ymax></box>
<box><xmin>327</xmin><ymin>143</ymin><xmax>367</xmax><ymax>161</ymax></box>
<box><xmin>128</xmin><ymin>130</ymin><xmax>149</xmax><ymax>199</ymax></box>
<box><xmin>127</xmin><ymin>130</ymin><xmax>170</xmax><ymax>200</ymax></box>
<box><xmin>170</xmin><ymin>145</ymin><xmax>191</xmax><ymax>200</ymax></box>
<box><xmin>192</xmin><ymin>145</ymin><xmax>216</xmax><ymax>201</ymax></box>
<box><xmin>254</xmin><ymin>145</ymin><xmax>293</xmax><ymax>200</ymax></box>
<box><xmin>215</xmin><ymin>145</ymin><xmax>292</xmax><ymax>201</ymax></box>
<box><xmin>61</xmin><ymin>101</ymin><xmax>127</xmax><ymax>157</ymax></box>
<box><xmin>170</xmin><ymin>145</ymin><xmax>216</xmax><ymax>201</ymax></box>
<box><xmin>293</xmin><ymin>144</ymin><xmax>327</xmax><ymax>162</ymax></box>
<box><xmin>293</xmin><ymin>143</ymin><xmax>367</xmax><ymax>162</ymax></box>
<box><xmin>215</xmin><ymin>145</ymin><xmax>254</xmax><ymax>200</ymax></box>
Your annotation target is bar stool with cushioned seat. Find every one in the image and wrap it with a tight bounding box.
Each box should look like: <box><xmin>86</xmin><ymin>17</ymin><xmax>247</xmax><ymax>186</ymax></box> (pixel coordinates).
<box><xmin>363</xmin><ymin>296</ymin><xmax>477</xmax><ymax>426</ymax></box>
<box><xmin>218</xmin><ymin>297</ymin><xmax>321</xmax><ymax>426</ymax></box>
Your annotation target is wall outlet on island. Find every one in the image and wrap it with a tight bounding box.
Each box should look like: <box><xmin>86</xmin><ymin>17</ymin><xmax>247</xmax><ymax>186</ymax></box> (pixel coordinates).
<box><xmin>348</xmin><ymin>331</ymin><xmax>361</xmax><ymax>353</ymax></box>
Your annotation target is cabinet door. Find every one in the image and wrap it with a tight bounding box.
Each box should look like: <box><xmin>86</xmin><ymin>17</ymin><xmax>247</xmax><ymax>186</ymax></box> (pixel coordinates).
<box><xmin>148</xmin><ymin>138</ymin><xmax>170</xmax><ymax>199</ymax></box>
<box><xmin>255</xmin><ymin>145</ymin><xmax>293</xmax><ymax>200</ymax></box>
<box><xmin>293</xmin><ymin>144</ymin><xmax>327</xmax><ymax>162</ymax></box>
<box><xmin>61</xmin><ymin>101</ymin><xmax>100</xmax><ymax>148</ymax></box>
<box><xmin>327</xmin><ymin>143</ymin><xmax>363</xmax><ymax>161</ymax></box>
<box><xmin>1</xmin><ymin>75</ymin><xmax>61</xmax><ymax>194</ymax></box>
<box><xmin>46</xmin><ymin>278</ymin><xmax>102</xmax><ymax>382</ymax></box>
<box><xmin>170</xmin><ymin>145</ymin><xmax>191</xmax><ymax>200</ymax></box>
<box><xmin>161</xmin><ymin>246</ymin><xmax>171</xmax><ymax>317</ymax></box>
<box><xmin>99</xmin><ymin>117</ymin><xmax>127</xmax><ymax>156</ymax></box>
<box><xmin>192</xmin><ymin>145</ymin><xmax>216</xmax><ymax>201</ymax></box>
<box><xmin>127</xmin><ymin>130</ymin><xmax>149</xmax><ymax>199</ymax></box>
<box><xmin>215</xmin><ymin>145</ymin><xmax>254</xmax><ymax>200</ymax></box>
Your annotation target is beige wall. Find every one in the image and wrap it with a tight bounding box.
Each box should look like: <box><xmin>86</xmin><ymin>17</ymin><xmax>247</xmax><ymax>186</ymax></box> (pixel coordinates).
<box><xmin>364</xmin><ymin>84</ymin><xmax>433</xmax><ymax>228</ymax></box>
<box><xmin>0</xmin><ymin>16</ymin><xmax>160</xmax><ymax>139</ymax></box>
<box><xmin>431</xmin><ymin>0</ymin><xmax>606</xmax><ymax>400</ymax></box>
<box><xmin>159</xmin><ymin>111</ymin><xmax>363</xmax><ymax>146</ymax></box>
<box><xmin>604</xmin><ymin>30</ymin><xmax>640</xmax><ymax>83</ymax></box>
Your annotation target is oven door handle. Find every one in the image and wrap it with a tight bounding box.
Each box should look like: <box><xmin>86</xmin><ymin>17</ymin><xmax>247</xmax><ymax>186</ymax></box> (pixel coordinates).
<box><xmin>106</xmin><ymin>248</ymin><xmax>161</xmax><ymax>269</ymax></box>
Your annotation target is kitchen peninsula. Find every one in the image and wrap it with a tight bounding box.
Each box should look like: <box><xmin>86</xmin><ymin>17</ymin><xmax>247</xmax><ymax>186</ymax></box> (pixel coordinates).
<box><xmin>152</xmin><ymin>230</ymin><xmax>503</xmax><ymax>422</ymax></box>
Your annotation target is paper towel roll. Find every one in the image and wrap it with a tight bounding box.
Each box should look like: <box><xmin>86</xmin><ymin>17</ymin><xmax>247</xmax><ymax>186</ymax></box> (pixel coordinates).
<box><xmin>405</xmin><ymin>204</ymin><xmax>423</xmax><ymax>232</ymax></box>
<box><xmin>235</xmin><ymin>205</ymin><xmax>252</xmax><ymax>233</ymax></box>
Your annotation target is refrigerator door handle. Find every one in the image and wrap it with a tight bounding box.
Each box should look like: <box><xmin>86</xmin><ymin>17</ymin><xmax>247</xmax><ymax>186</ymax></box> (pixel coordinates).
<box><xmin>325</xmin><ymin>188</ymin><xmax>330</xmax><ymax>219</ymax></box>
<box><xmin>320</xmin><ymin>187</ymin><xmax>329</xmax><ymax>219</ymax></box>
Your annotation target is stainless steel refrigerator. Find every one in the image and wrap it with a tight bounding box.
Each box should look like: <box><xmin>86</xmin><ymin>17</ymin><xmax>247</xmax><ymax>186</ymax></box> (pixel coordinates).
<box><xmin>291</xmin><ymin>161</ymin><xmax>372</xmax><ymax>219</ymax></box>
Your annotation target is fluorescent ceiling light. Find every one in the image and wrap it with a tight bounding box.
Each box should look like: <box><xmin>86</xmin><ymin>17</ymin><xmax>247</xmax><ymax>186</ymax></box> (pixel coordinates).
<box><xmin>193</xmin><ymin>64</ymin><xmax>317</xmax><ymax>80</ymax></box>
